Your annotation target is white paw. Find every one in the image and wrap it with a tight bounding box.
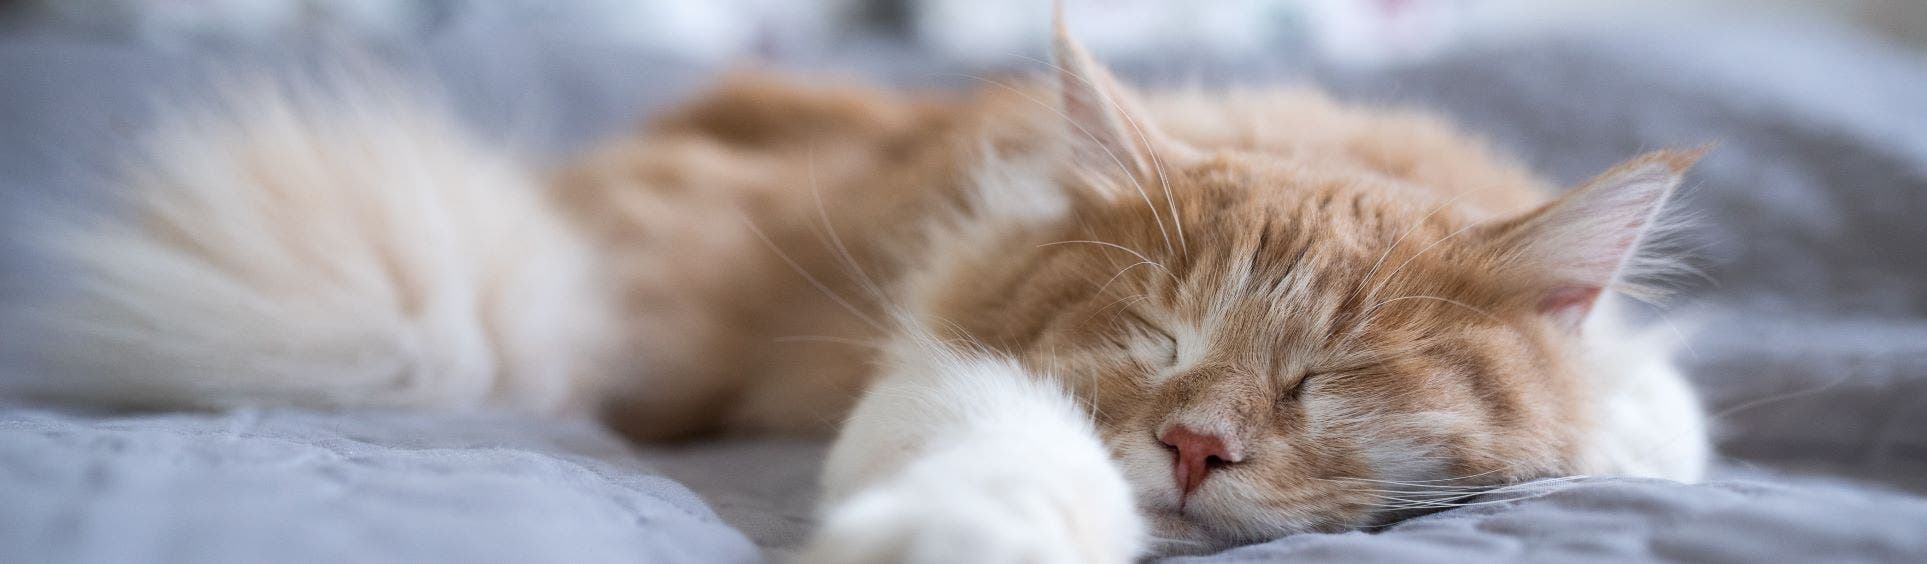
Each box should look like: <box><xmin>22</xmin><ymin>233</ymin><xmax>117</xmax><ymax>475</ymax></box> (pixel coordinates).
<box><xmin>799</xmin><ymin>470</ymin><xmax>1138</xmax><ymax>564</ymax></box>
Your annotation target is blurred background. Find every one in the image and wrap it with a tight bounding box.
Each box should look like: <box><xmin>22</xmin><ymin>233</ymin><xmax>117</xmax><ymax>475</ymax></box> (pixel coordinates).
<box><xmin>2</xmin><ymin>0</ymin><xmax>1925</xmax><ymax>503</ymax></box>
<box><xmin>0</xmin><ymin>1</ymin><xmax>1924</xmax><ymax>561</ymax></box>
<box><xmin>3</xmin><ymin>0</ymin><xmax>1924</xmax><ymax>65</ymax></box>
<box><xmin>0</xmin><ymin>0</ymin><xmax>1924</xmax><ymax>450</ymax></box>
<box><xmin>3</xmin><ymin>0</ymin><xmax>1925</xmax><ymax>480</ymax></box>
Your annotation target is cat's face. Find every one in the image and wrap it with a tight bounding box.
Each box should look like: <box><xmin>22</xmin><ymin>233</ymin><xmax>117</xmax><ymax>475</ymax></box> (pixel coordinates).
<box><xmin>916</xmin><ymin>24</ymin><xmax>1693</xmax><ymax>552</ymax></box>
<box><xmin>937</xmin><ymin>156</ymin><xmax>1593</xmax><ymax>549</ymax></box>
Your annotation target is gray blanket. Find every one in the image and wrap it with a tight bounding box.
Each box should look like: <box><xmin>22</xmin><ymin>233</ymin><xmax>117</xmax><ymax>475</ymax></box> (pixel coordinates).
<box><xmin>3</xmin><ymin>12</ymin><xmax>1925</xmax><ymax>564</ymax></box>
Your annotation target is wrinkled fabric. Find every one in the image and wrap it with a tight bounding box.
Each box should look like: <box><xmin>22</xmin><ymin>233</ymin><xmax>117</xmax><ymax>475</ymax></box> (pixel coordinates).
<box><xmin>2</xmin><ymin>9</ymin><xmax>1925</xmax><ymax>564</ymax></box>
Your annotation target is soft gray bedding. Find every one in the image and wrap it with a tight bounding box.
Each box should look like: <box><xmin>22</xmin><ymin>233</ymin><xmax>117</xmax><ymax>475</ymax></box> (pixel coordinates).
<box><xmin>5</xmin><ymin>408</ymin><xmax>1924</xmax><ymax>564</ymax></box>
<box><xmin>3</xmin><ymin>10</ymin><xmax>1926</xmax><ymax>564</ymax></box>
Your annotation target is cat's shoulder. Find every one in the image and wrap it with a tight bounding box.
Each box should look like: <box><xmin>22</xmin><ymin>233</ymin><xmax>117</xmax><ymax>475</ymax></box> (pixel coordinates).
<box><xmin>649</xmin><ymin>70</ymin><xmax>963</xmax><ymax>150</ymax></box>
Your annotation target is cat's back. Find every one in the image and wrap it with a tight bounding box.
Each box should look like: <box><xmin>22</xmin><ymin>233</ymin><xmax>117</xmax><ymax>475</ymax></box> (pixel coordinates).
<box><xmin>545</xmin><ymin>72</ymin><xmax>1571</xmax><ymax>437</ymax></box>
<box><xmin>548</xmin><ymin>72</ymin><xmax>989</xmax><ymax>436</ymax></box>
<box><xmin>1142</xmin><ymin>87</ymin><xmax>1552</xmax><ymax>217</ymax></box>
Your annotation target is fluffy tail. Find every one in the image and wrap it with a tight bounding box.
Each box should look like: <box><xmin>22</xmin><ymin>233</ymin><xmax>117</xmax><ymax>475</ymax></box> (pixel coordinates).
<box><xmin>4</xmin><ymin>79</ymin><xmax>618</xmax><ymax>415</ymax></box>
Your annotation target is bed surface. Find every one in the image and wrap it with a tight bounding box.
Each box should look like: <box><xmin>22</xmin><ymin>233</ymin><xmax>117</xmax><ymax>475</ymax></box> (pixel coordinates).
<box><xmin>5</xmin><ymin>408</ymin><xmax>1924</xmax><ymax>564</ymax></box>
<box><xmin>2</xmin><ymin>9</ymin><xmax>1925</xmax><ymax>564</ymax></box>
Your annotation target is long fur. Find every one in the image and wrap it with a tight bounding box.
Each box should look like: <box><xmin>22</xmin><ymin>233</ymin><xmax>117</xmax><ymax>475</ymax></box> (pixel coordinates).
<box><xmin>3</xmin><ymin>28</ymin><xmax>1713</xmax><ymax>563</ymax></box>
<box><xmin>7</xmin><ymin>78</ymin><xmax>618</xmax><ymax>415</ymax></box>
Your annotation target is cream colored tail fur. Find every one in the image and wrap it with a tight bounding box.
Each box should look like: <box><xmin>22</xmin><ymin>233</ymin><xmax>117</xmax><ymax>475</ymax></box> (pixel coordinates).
<box><xmin>6</xmin><ymin>82</ymin><xmax>617</xmax><ymax>416</ymax></box>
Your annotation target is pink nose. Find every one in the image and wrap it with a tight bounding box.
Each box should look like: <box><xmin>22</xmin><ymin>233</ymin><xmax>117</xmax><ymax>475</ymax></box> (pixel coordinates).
<box><xmin>1159</xmin><ymin>426</ymin><xmax>1237</xmax><ymax>499</ymax></box>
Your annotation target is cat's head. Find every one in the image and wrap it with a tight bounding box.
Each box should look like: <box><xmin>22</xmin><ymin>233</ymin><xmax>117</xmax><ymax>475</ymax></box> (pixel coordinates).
<box><xmin>913</xmin><ymin>21</ymin><xmax>1697</xmax><ymax>552</ymax></box>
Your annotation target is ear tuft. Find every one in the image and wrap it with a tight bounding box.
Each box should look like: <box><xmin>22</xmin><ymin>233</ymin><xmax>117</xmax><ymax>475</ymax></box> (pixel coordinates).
<box><xmin>1497</xmin><ymin>148</ymin><xmax>1705</xmax><ymax>330</ymax></box>
<box><xmin>1049</xmin><ymin>9</ymin><xmax>1172</xmax><ymax>183</ymax></box>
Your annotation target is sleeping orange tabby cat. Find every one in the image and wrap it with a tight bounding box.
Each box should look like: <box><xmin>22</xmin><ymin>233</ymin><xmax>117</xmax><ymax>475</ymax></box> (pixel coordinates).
<box><xmin>13</xmin><ymin>17</ymin><xmax>1708</xmax><ymax>562</ymax></box>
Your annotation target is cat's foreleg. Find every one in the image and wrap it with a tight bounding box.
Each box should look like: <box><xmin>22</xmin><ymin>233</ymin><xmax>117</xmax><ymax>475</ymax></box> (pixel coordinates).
<box><xmin>801</xmin><ymin>346</ymin><xmax>1143</xmax><ymax>563</ymax></box>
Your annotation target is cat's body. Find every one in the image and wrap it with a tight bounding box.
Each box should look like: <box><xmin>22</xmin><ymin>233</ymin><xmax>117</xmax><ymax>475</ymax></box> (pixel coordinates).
<box><xmin>9</xmin><ymin>24</ymin><xmax>1708</xmax><ymax>561</ymax></box>
<box><xmin>557</xmin><ymin>72</ymin><xmax>1553</xmax><ymax>440</ymax></box>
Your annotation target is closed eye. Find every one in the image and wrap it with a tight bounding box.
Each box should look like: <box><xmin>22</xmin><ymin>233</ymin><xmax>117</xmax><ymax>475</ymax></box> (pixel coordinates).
<box><xmin>1283</xmin><ymin>372</ymin><xmax>1316</xmax><ymax>400</ymax></box>
<box><xmin>1124</xmin><ymin>310</ymin><xmax>1179</xmax><ymax>367</ymax></box>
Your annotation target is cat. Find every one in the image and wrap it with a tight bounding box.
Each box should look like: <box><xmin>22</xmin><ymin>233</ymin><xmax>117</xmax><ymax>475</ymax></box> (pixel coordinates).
<box><xmin>6</xmin><ymin>16</ymin><xmax>1709</xmax><ymax>562</ymax></box>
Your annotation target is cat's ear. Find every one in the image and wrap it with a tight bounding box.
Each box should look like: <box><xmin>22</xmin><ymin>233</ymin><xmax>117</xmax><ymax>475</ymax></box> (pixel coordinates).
<box><xmin>1050</xmin><ymin>11</ymin><xmax>1181</xmax><ymax>183</ymax></box>
<box><xmin>1490</xmin><ymin>149</ymin><xmax>1704</xmax><ymax>331</ymax></box>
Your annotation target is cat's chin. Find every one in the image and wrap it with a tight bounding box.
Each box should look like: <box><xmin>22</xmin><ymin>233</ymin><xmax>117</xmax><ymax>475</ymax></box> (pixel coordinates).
<box><xmin>1141</xmin><ymin>510</ymin><xmax>1225</xmax><ymax>556</ymax></box>
<box><xmin>1145</xmin><ymin>504</ymin><xmax>1372</xmax><ymax>556</ymax></box>
<box><xmin>1140</xmin><ymin>509</ymin><xmax>1272</xmax><ymax>556</ymax></box>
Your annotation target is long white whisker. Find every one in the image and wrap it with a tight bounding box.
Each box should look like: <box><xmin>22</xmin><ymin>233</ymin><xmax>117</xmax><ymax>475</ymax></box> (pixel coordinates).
<box><xmin>1364</xmin><ymin>477</ymin><xmax>1590</xmax><ymax>511</ymax></box>
<box><xmin>1358</xmin><ymin>190</ymin><xmax>1480</xmax><ymax>299</ymax></box>
<box><xmin>1370</xmin><ymin>492</ymin><xmax>1561</xmax><ymax>511</ymax></box>
<box><xmin>1337</xmin><ymin>218</ymin><xmax>1497</xmax><ymax>350</ymax></box>
<box><xmin>1367</xmin><ymin>219</ymin><xmax>1487</xmax><ymax>304</ymax></box>
<box><xmin>1653</xmin><ymin>310</ymin><xmax>1701</xmax><ymax>360</ymax></box>
<box><xmin>735</xmin><ymin>213</ymin><xmax>887</xmax><ymax>333</ymax></box>
<box><xmin>1318</xmin><ymin>466</ymin><xmax>1512</xmax><ymax>485</ymax></box>
<box><xmin>936</xmin><ymin>72</ymin><xmax>1175</xmax><ymax>256</ymax></box>
<box><xmin>1337</xmin><ymin>474</ymin><xmax>1593</xmax><ymax>495</ymax></box>
<box><xmin>806</xmin><ymin>145</ymin><xmax>895</xmax><ymax>311</ymax></box>
<box><xmin>1011</xmin><ymin>53</ymin><xmax>1188</xmax><ymax>256</ymax></box>
<box><xmin>1038</xmin><ymin>240</ymin><xmax>1177</xmax><ymax>285</ymax></box>
<box><xmin>772</xmin><ymin>335</ymin><xmax>885</xmax><ymax>349</ymax></box>
<box><xmin>1094</xmin><ymin>260</ymin><xmax>1161</xmax><ymax>296</ymax></box>
<box><xmin>1074</xmin><ymin>294</ymin><xmax>1152</xmax><ymax>333</ymax></box>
